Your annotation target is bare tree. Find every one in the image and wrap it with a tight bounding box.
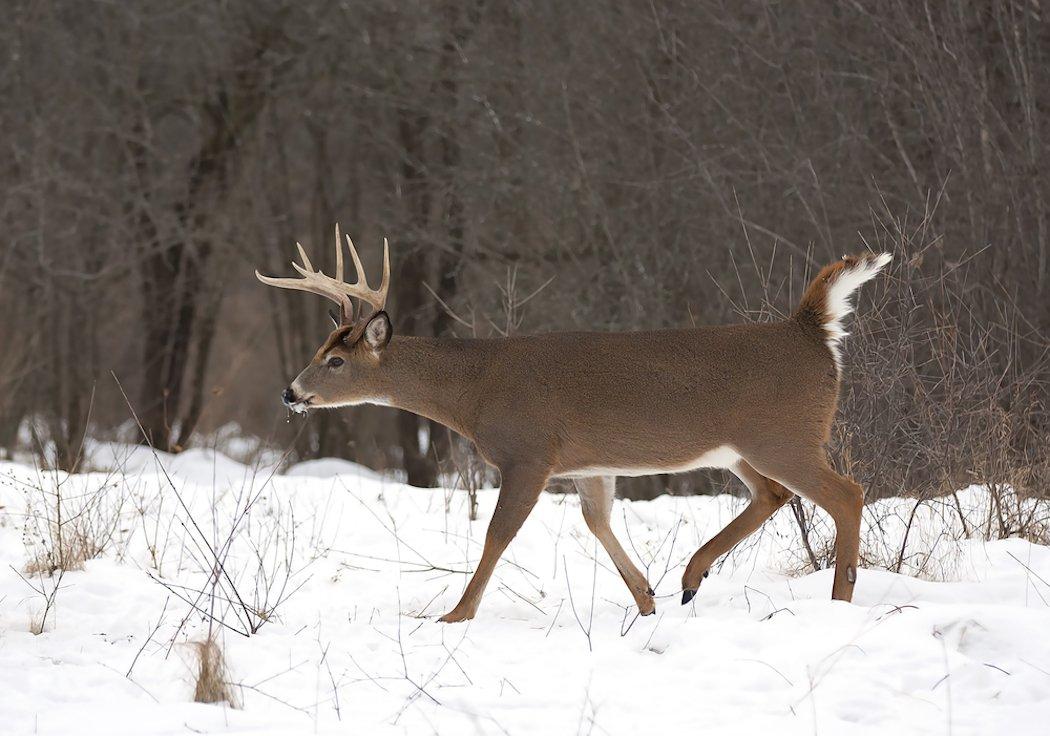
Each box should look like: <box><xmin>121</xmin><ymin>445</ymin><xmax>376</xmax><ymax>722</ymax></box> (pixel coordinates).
<box><xmin>1</xmin><ymin>0</ymin><xmax>1044</xmax><ymax>497</ymax></box>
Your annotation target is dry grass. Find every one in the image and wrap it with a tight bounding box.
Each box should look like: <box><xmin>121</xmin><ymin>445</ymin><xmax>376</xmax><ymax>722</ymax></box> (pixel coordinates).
<box><xmin>192</xmin><ymin>637</ymin><xmax>237</xmax><ymax>706</ymax></box>
<box><xmin>14</xmin><ymin>566</ymin><xmax>65</xmax><ymax>635</ymax></box>
<box><xmin>28</xmin><ymin>613</ymin><xmax>47</xmax><ymax>636</ymax></box>
<box><xmin>21</xmin><ymin>470</ymin><xmax>127</xmax><ymax>576</ymax></box>
<box><xmin>25</xmin><ymin>524</ymin><xmax>96</xmax><ymax>575</ymax></box>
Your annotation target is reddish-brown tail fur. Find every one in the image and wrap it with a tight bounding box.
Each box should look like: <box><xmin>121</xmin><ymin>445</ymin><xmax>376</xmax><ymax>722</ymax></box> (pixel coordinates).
<box><xmin>793</xmin><ymin>252</ymin><xmax>892</xmax><ymax>367</ymax></box>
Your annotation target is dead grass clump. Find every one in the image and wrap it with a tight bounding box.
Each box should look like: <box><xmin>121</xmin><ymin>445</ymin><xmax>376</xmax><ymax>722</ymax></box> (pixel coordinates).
<box><xmin>29</xmin><ymin>613</ymin><xmax>47</xmax><ymax>636</ymax></box>
<box><xmin>22</xmin><ymin>473</ymin><xmax>127</xmax><ymax>576</ymax></box>
<box><xmin>192</xmin><ymin>637</ymin><xmax>237</xmax><ymax>706</ymax></box>
<box><xmin>25</xmin><ymin>524</ymin><xmax>94</xmax><ymax>575</ymax></box>
<box><xmin>15</xmin><ymin>566</ymin><xmax>65</xmax><ymax>635</ymax></box>
<box><xmin>19</xmin><ymin>461</ymin><xmax>129</xmax><ymax>575</ymax></box>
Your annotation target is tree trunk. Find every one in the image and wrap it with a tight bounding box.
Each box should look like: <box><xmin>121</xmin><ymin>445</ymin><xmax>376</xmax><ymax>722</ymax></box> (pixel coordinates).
<box><xmin>394</xmin><ymin>107</ymin><xmax>440</xmax><ymax>487</ymax></box>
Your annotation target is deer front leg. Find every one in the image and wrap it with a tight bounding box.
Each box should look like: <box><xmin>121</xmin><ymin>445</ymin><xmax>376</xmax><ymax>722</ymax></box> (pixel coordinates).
<box><xmin>439</xmin><ymin>464</ymin><xmax>549</xmax><ymax>623</ymax></box>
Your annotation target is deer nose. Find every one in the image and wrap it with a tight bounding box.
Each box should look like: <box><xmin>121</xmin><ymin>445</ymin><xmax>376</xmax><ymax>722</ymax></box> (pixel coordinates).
<box><xmin>281</xmin><ymin>387</ymin><xmax>297</xmax><ymax>407</ymax></box>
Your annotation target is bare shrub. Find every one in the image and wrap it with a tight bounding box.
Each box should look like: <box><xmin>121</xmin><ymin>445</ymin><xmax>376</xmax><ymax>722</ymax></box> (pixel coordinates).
<box><xmin>980</xmin><ymin>482</ymin><xmax>1050</xmax><ymax>545</ymax></box>
<box><xmin>834</xmin><ymin>203</ymin><xmax>1048</xmax><ymax>504</ymax></box>
<box><xmin>143</xmin><ymin>464</ymin><xmax>307</xmax><ymax>637</ymax></box>
<box><xmin>241</xmin><ymin>492</ymin><xmax>308</xmax><ymax>627</ymax></box>
<box><xmin>776</xmin><ymin>485</ymin><xmax>1050</xmax><ymax>583</ymax></box>
<box><xmin>19</xmin><ymin>465</ymin><xmax>129</xmax><ymax>576</ymax></box>
<box><xmin>8</xmin><ymin>451</ymin><xmax>128</xmax><ymax>634</ymax></box>
<box><xmin>191</xmin><ymin>637</ymin><xmax>237</xmax><ymax>706</ymax></box>
<box><xmin>17</xmin><ymin>567</ymin><xmax>65</xmax><ymax>635</ymax></box>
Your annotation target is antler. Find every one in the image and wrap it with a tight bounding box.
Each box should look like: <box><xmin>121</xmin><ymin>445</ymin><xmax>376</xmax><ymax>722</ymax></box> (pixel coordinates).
<box><xmin>256</xmin><ymin>224</ymin><xmax>391</xmax><ymax>325</ymax></box>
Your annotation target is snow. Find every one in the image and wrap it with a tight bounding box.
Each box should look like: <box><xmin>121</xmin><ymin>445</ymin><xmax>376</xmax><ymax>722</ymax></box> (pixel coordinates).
<box><xmin>1</xmin><ymin>448</ymin><xmax>1048</xmax><ymax>735</ymax></box>
<box><xmin>284</xmin><ymin>457</ymin><xmax>386</xmax><ymax>481</ymax></box>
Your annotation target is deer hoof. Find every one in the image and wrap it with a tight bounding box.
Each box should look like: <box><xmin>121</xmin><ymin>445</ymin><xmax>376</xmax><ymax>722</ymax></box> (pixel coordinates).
<box><xmin>438</xmin><ymin>609</ymin><xmax>474</xmax><ymax>624</ymax></box>
<box><xmin>681</xmin><ymin>588</ymin><xmax>697</xmax><ymax>605</ymax></box>
<box><xmin>646</xmin><ymin>586</ymin><xmax>655</xmax><ymax>596</ymax></box>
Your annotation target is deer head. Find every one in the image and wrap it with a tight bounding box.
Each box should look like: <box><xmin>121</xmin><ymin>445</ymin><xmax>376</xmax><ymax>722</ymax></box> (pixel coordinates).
<box><xmin>256</xmin><ymin>226</ymin><xmax>394</xmax><ymax>412</ymax></box>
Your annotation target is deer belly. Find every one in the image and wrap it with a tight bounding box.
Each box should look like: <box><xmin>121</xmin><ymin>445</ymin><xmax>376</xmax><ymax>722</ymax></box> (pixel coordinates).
<box><xmin>560</xmin><ymin>445</ymin><xmax>741</xmax><ymax>479</ymax></box>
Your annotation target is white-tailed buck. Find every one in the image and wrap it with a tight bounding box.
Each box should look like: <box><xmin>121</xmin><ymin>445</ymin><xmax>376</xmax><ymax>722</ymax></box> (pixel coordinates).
<box><xmin>257</xmin><ymin>227</ymin><xmax>891</xmax><ymax>622</ymax></box>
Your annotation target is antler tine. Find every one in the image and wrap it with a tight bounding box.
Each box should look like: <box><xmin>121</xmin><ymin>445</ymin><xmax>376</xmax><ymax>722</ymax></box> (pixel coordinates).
<box><xmin>344</xmin><ymin>233</ymin><xmax>367</xmax><ymax>287</ymax></box>
<box><xmin>295</xmin><ymin>242</ymin><xmax>313</xmax><ymax>271</ymax></box>
<box><xmin>379</xmin><ymin>237</ymin><xmax>390</xmax><ymax>305</ymax></box>
<box><xmin>333</xmin><ymin>224</ymin><xmax>344</xmax><ymax>283</ymax></box>
<box><xmin>343</xmin><ymin>232</ymin><xmax>389</xmax><ymax>312</ymax></box>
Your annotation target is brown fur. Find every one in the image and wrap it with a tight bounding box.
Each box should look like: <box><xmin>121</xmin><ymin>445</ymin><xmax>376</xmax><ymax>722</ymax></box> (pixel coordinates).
<box><xmin>793</xmin><ymin>258</ymin><xmax>852</xmax><ymax>328</ymax></box>
<box><xmin>279</xmin><ymin>255</ymin><xmax>887</xmax><ymax>621</ymax></box>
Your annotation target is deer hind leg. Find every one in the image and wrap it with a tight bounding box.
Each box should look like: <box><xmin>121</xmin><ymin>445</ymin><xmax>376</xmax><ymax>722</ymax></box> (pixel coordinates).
<box><xmin>745</xmin><ymin>454</ymin><xmax>865</xmax><ymax>602</ymax></box>
<box><xmin>814</xmin><ymin>467</ymin><xmax>864</xmax><ymax>601</ymax></box>
<box><xmin>681</xmin><ymin>460</ymin><xmax>793</xmax><ymax>603</ymax></box>
<box><xmin>439</xmin><ymin>464</ymin><xmax>549</xmax><ymax>623</ymax></box>
<box><xmin>575</xmin><ymin>476</ymin><xmax>656</xmax><ymax>615</ymax></box>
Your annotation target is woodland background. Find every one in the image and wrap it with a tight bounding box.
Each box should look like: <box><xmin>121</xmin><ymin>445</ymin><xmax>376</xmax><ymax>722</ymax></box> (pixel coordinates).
<box><xmin>1</xmin><ymin>0</ymin><xmax>1046</xmax><ymax>500</ymax></box>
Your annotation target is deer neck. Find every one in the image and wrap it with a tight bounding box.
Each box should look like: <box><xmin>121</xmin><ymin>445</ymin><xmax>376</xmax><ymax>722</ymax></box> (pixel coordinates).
<box><xmin>372</xmin><ymin>336</ymin><xmax>486</xmax><ymax>439</ymax></box>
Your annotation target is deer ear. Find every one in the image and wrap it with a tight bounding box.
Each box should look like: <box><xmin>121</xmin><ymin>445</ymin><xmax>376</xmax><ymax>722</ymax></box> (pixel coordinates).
<box><xmin>363</xmin><ymin>311</ymin><xmax>392</xmax><ymax>352</ymax></box>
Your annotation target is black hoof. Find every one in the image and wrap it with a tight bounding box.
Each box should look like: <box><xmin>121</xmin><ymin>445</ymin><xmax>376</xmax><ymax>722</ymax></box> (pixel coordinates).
<box><xmin>681</xmin><ymin>588</ymin><xmax>697</xmax><ymax>605</ymax></box>
<box><xmin>641</xmin><ymin>606</ymin><xmax>657</xmax><ymax>616</ymax></box>
<box><xmin>646</xmin><ymin>586</ymin><xmax>655</xmax><ymax>596</ymax></box>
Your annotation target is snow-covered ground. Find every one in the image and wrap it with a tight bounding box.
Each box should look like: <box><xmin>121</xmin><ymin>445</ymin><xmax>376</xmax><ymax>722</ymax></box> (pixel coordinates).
<box><xmin>1</xmin><ymin>447</ymin><xmax>1048</xmax><ymax>735</ymax></box>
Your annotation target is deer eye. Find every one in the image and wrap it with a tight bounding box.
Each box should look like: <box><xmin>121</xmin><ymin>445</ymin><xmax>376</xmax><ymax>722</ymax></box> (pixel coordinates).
<box><xmin>328</xmin><ymin>357</ymin><xmax>344</xmax><ymax>368</ymax></box>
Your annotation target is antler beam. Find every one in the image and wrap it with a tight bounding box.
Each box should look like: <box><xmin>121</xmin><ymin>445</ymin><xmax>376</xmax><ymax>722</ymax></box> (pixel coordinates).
<box><xmin>256</xmin><ymin>225</ymin><xmax>390</xmax><ymax>325</ymax></box>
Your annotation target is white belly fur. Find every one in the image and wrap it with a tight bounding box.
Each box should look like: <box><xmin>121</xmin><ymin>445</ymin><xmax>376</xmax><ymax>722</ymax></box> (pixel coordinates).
<box><xmin>562</xmin><ymin>445</ymin><xmax>741</xmax><ymax>479</ymax></box>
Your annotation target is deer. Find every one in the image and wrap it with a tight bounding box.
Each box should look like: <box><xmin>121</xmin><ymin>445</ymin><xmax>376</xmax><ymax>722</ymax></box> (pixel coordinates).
<box><xmin>257</xmin><ymin>226</ymin><xmax>891</xmax><ymax>623</ymax></box>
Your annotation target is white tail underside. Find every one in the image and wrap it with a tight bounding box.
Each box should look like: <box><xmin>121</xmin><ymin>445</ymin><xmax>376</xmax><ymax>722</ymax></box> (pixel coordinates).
<box><xmin>824</xmin><ymin>252</ymin><xmax>892</xmax><ymax>368</ymax></box>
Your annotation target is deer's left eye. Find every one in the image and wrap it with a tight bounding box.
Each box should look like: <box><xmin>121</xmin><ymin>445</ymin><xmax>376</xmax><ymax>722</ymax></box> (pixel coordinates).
<box><xmin>328</xmin><ymin>357</ymin><xmax>344</xmax><ymax>368</ymax></box>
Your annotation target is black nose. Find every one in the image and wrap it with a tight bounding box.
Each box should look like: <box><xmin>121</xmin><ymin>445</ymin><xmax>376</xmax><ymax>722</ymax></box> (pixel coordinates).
<box><xmin>281</xmin><ymin>387</ymin><xmax>296</xmax><ymax>407</ymax></box>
